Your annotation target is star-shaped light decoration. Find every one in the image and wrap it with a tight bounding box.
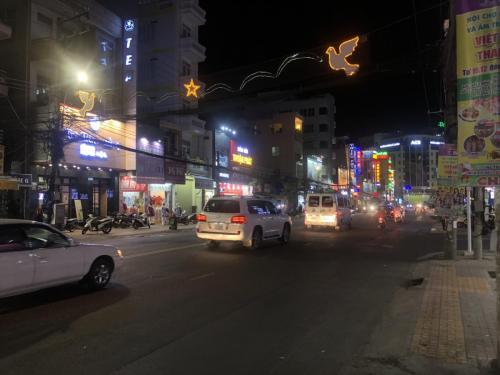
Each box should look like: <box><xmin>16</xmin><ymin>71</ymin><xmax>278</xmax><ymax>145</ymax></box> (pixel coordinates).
<box><xmin>184</xmin><ymin>78</ymin><xmax>201</xmax><ymax>98</ymax></box>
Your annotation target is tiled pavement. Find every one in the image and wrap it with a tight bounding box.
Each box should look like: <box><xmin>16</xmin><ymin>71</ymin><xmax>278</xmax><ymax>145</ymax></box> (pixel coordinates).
<box><xmin>411</xmin><ymin>259</ymin><xmax>496</xmax><ymax>366</ymax></box>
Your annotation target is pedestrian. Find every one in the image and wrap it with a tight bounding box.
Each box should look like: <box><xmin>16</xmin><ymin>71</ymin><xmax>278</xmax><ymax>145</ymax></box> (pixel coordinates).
<box><xmin>161</xmin><ymin>204</ymin><xmax>170</xmax><ymax>225</ymax></box>
<box><xmin>175</xmin><ymin>205</ymin><xmax>182</xmax><ymax>217</ymax></box>
<box><xmin>121</xmin><ymin>200</ymin><xmax>128</xmax><ymax>213</ymax></box>
<box><xmin>147</xmin><ymin>202</ymin><xmax>155</xmax><ymax>224</ymax></box>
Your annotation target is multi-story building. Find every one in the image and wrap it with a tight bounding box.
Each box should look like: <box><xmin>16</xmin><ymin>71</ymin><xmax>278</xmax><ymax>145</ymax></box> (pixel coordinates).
<box><xmin>135</xmin><ymin>0</ymin><xmax>211</xmax><ymax>214</ymax></box>
<box><xmin>0</xmin><ymin>0</ymin><xmax>136</xmax><ymax>220</ymax></box>
<box><xmin>276</xmin><ymin>94</ymin><xmax>336</xmax><ymax>183</ymax></box>
<box><xmin>374</xmin><ymin>133</ymin><xmax>444</xmax><ymax>197</ymax></box>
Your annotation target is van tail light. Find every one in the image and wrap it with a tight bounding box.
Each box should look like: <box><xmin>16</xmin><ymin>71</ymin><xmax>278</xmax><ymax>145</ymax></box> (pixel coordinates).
<box><xmin>231</xmin><ymin>215</ymin><xmax>247</xmax><ymax>224</ymax></box>
<box><xmin>197</xmin><ymin>214</ymin><xmax>207</xmax><ymax>222</ymax></box>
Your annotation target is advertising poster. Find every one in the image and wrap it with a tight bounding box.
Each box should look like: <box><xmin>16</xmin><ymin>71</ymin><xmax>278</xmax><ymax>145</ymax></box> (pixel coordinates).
<box><xmin>437</xmin><ymin>144</ymin><xmax>458</xmax><ymax>186</ymax></box>
<box><xmin>456</xmin><ymin>0</ymin><xmax>500</xmax><ymax>186</ymax></box>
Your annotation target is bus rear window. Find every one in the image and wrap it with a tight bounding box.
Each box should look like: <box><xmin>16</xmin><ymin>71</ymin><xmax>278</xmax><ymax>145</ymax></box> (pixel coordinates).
<box><xmin>322</xmin><ymin>196</ymin><xmax>334</xmax><ymax>207</ymax></box>
<box><xmin>308</xmin><ymin>196</ymin><xmax>320</xmax><ymax>207</ymax></box>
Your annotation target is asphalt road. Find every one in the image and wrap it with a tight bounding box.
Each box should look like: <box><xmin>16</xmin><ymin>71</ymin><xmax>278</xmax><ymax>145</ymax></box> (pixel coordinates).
<box><xmin>0</xmin><ymin>214</ymin><xmax>441</xmax><ymax>375</ymax></box>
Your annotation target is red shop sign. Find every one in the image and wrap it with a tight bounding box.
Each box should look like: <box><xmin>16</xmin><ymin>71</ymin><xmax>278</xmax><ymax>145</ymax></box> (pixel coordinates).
<box><xmin>120</xmin><ymin>176</ymin><xmax>147</xmax><ymax>192</ymax></box>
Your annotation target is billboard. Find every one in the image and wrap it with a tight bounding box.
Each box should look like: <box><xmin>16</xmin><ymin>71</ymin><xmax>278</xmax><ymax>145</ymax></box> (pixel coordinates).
<box><xmin>456</xmin><ymin>1</ymin><xmax>500</xmax><ymax>186</ymax></box>
<box><xmin>229</xmin><ymin>140</ymin><xmax>253</xmax><ymax>167</ymax></box>
<box><xmin>437</xmin><ymin>144</ymin><xmax>458</xmax><ymax>186</ymax></box>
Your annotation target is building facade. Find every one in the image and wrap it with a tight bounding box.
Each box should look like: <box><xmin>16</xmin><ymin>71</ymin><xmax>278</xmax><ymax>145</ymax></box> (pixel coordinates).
<box><xmin>375</xmin><ymin>133</ymin><xmax>444</xmax><ymax>198</ymax></box>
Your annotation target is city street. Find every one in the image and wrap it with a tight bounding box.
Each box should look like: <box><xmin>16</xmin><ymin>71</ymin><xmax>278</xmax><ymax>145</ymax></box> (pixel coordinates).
<box><xmin>0</xmin><ymin>214</ymin><xmax>442</xmax><ymax>375</ymax></box>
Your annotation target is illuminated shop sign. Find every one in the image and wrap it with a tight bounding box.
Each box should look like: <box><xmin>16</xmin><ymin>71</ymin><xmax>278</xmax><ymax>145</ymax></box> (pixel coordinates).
<box><xmin>411</xmin><ymin>140</ymin><xmax>422</xmax><ymax>146</ymax></box>
<box><xmin>230</xmin><ymin>140</ymin><xmax>253</xmax><ymax>167</ymax></box>
<box><xmin>219</xmin><ymin>182</ymin><xmax>253</xmax><ymax>196</ymax></box>
<box><xmin>430</xmin><ymin>141</ymin><xmax>444</xmax><ymax>145</ymax></box>
<box><xmin>380</xmin><ymin>142</ymin><xmax>400</xmax><ymax>149</ymax></box>
<box><xmin>80</xmin><ymin>144</ymin><xmax>108</xmax><ymax>159</ymax></box>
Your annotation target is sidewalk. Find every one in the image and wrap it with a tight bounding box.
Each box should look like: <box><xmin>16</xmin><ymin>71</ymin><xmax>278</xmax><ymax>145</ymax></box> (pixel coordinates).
<box><xmin>69</xmin><ymin>222</ymin><xmax>195</xmax><ymax>240</ymax></box>
<box><xmin>340</xmin><ymin>256</ymin><xmax>497</xmax><ymax>374</ymax></box>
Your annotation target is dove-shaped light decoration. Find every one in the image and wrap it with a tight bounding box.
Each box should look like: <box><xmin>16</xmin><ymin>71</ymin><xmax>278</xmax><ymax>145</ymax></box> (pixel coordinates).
<box><xmin>77</xmin><ymin>90</ymin><xmax>97</xmax><ymax>117</ymax></box>
<box><xmin>325</xmin><ymin>36</ymin><xmax>360</xmax><ymax>77</ymax></box>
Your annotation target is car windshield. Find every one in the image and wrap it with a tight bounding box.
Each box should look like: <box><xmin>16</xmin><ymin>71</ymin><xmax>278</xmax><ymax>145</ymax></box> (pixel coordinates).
<box><xmin>204</xmin><ymin>199</ymin><xmax>240</xmax><ymax>213</ymax></box>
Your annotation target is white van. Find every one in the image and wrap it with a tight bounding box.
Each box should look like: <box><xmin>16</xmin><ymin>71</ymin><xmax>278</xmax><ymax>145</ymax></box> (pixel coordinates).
<box><xmin>304</xmin><ymin>193</ymin><xmax>352</xmax><ymax>230</ymax></box>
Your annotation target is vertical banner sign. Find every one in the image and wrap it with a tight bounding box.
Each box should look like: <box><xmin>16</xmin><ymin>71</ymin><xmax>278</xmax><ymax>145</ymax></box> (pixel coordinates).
<box><xmin>122</xmin><ymin>19</ymin><xmax>137</xmax><ymax>116</ymax></box>
<box><xmin>437</xmin><ymin>144</ymin><xmax>458</xmax><ymax>185</ymax></box>
<box><xmin>456</xmin><ymin>1</ymin><xmax>500</xmax><ymax>186</ymax></box>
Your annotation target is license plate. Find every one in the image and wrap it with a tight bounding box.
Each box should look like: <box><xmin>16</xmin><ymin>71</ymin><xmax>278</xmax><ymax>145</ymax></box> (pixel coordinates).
<box><xmin>211</xmin><ymin>223</ymin><xmax>225</xmax><ymax>230</ymax></box>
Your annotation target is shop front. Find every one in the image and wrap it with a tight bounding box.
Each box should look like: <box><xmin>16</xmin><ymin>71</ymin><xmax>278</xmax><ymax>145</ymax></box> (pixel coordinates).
<box><xmin>33</xmin><ymin>105</ymin><xmax>136</xmax><ymax>218</ymax></box>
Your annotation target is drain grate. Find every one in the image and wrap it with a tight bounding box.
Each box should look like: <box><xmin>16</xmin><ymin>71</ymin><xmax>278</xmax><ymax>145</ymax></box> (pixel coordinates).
<box><xmin>407</xmin><ymin>277</ymin><xmax>424</xmax><ymax>287</ymax></box>
<box><xmin>488</xmin><ymin>271</ymin><xmax>496</xmax><ymax>279</ymax></box>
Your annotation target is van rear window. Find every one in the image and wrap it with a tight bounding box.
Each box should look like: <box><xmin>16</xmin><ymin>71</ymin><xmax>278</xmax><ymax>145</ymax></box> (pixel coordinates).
<box><xmin>308</xmin><ymin>196</ymin><xmax>320</xmax><ymax>207</ymax></box>
<box><xmin>204</xmin><ymin>200</ymin><xmax>240</xmax><ymax>213</ymax></box>
<box><xmin>322</xmin><ymin>196</ymin><xmax>334</xmax><ymax>207</ymax></box>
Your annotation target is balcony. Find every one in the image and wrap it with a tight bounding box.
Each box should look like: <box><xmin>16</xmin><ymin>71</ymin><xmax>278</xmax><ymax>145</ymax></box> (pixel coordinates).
<box><xmin>180</xmin><ymin>37</ymin><xmax>206</xmax><ymax>62</ymax></box>
<box><xmin>180</xmin><ymin>1</ymin><xmax>206</xmax><ymax>26</ymax></box>
<box><xmin>0</xmin><ymin>19</ymin><xmax>12</xmax><ymax>40</ymax></box>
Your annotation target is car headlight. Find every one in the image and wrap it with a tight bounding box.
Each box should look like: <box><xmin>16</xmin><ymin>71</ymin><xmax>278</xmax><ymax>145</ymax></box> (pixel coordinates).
<box><xmin>116</xmin><ymin>249</ymin><xmax>124</xmax><ymax>258</ymax></box>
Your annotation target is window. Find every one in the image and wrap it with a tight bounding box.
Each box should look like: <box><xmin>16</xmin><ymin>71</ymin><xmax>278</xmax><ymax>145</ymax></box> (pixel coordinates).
<box><xmin>205</xmin><ymin>199</ymin><xmax>240</xmax><ymax>213</ymax></box>
<box><xmin>272</xmin><ymin>146</ymin><xmax>280</xmax><ymax>157</ymax></box>
<box><xmin>264</xmin><ymin>201</ymin><xmax>279</xmax><ymax>215</ymax></box>
<box><xmin>304</xmin><ymin>140</ymin><xmax>314</xmax><ymax>149</ymax></box>
<box><xmin>181</xmin><ymin>24</ymin><xmax>192</xmax><ymax>38</ymax></box>
<box><xmin>319</xmin><ymin>107</ymin><xmax>328</xmax><ymax>115</ymax></box>
<box><xmin>247</xmin><ymin>200</ymin><xmax>269</xmax><ymax>215</ymax></box>
<box><xmin>182</xmin><ymin>61</ymin><xmax>191</xmax><ymax>76</ymax></box>
<box><xmin>308</xmin><ymin>196</ymin><xmax>320</xmax><ymax>207</ymax></box>
<box><xmin>322</xmin><ymin>196</ymin><xmax>334</xmax><ymax>207</ymax></box>
<box><xmin>304</xmin><ymin>124</ymin><xmax>314</xmax><ymax>133</ymax></box>
<box><xmin>23</xmin><ymin>225</ymin><xmax>69</xmax><ymax>249</ymax></box>
<box><xmin>270</xmin><ymin>123</ymin><xmax>283</xmax><ymax>134</ymax></box>
<box><xmin>308</xmin><ymin>108</ymin><xmax>315</xmax><ymax>116</ymax></box>
<box><xmin>319</xmin><ymin>124</ymin><xmax>328</xmax><ymax>132</ymax></box>
<box><xmin>300</xmin><ymin>109</ymin><xmax>307</xmax><ymax>117</ymax></box>
<box><xmin>319</xmin><ymin>140</ymin><xmax>328</xmax><ymax>148</ymax></box>
<box><xmin>0</xmin><ymin>226</ymin><xmax>25</xmax><ymax>252</ymax></box>
<box><xmin>37</xmin><ymin>12</ymin><xmax>52</xmax><ymax>26</ymax></box>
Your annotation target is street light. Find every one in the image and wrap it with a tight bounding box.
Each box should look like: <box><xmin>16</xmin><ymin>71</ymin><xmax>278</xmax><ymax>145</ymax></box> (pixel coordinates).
<box><xmin>77</xmin><ymin>70</ymin><xmax>88</xmax><ymax>83</ymax></box>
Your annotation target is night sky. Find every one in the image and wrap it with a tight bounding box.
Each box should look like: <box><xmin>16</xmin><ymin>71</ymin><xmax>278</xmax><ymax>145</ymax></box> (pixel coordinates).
<box><xmin>101</xmin><ymin>0</ymin><xmax>448</xmax><ymax>137</ymax></box>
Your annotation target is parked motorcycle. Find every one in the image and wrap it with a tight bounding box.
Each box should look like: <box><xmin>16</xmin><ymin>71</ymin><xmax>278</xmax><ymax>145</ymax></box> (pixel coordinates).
<box><xmin>64</xmin><ymin>218</ymin><xmax>85</xmax><ymax>232</ymax></box>
<box><xmin>82</xmin><ymin>215</ymin><xmax>113</xmax><ymax>234</ymax></box>
<box><xmin>132</xmin><ymin>213</ymin><xmax>151</xmax><ymax>230</ymax></box>
<box><xmin>177</xmin><ymin>211</ymin><xmax>197</xmax><ymax>225</ymax></box>
<box><xmin>112</xmin><ymin>213</ymin><xmax>133</xmax><ymax>228</ymax></box>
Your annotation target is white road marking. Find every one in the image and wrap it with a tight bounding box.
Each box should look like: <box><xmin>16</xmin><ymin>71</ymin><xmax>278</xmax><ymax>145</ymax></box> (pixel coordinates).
<box><xmin>189</xmin><ymin>272</ymin><xmax>215</xmax><ymax>281</ymax></box>
<box><xmin>125</xmin><ymin>243</ymin><xmax>203</xmax><ymax>259</ymax></box>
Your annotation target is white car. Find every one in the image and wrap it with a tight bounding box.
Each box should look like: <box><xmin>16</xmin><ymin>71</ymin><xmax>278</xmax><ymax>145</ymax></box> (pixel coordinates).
<box><xmin>0</xmin><ymin>220</ymin><xmax>123</xmax><ymax>298</ymax></box>
<box><xmin>196</xmin><ymin>197</ymin><xmax>292</xmax><ymax>249</ymax></box>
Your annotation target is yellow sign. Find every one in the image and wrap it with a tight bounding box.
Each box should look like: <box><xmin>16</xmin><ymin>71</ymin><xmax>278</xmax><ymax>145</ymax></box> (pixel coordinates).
<box><xmin>184</xmin><ymin>78</ymin><xmax>201</xmax><ymax>98</ymax></box>
<box><xmin>0</xmin><ymin>179</ymin><xmax>19</xmax><ymax>190</ymax></box>
<box><xmin>325</xmin><ymin>36</ymin><xmax>360</xmax><ymax>76</ymax></box>
<box><xmin>456</xmin><ymin>3</ymin><xmax>500</xmax><ymax>185</ymax></box>
<box><xmin>232</xmin><ymin>153</ymin><xmax>252</xmax><ymax>166</ymax></box>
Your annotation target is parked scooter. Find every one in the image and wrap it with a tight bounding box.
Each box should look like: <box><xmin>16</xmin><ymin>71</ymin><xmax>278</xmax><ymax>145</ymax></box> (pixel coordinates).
<box><xmin>131</xmin><ymin>213</ymin><xmax>151</xmax><ymax>230</ymax></box>
<box><xmin>64</xmin><ymin>218</ymin><xmax>85</xmax><ymax>232</ymax></box>
<box><xmin>112</xmin><ymin>213</ymin><xmax>133</xmax><ymax>228</ymax></box>
<box><xmin>82</xmin><ymin>215</ymin><xmax>113</xmax><ymax>234</ymax></box>
<box><xmin>177</xmin><ymin>211</ymin><xmax>197</xmax><ymax>225</ymax></box>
